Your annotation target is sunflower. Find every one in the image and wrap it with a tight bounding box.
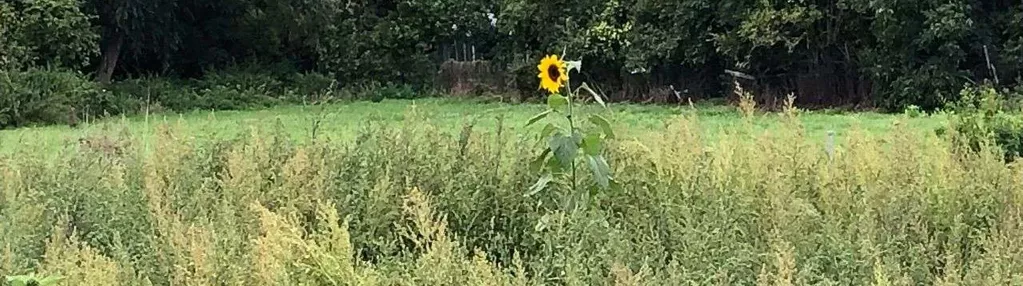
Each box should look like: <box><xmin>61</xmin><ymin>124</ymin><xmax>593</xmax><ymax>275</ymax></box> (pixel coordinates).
<box><xmin>537</xmin><ymin>55</ymin><xmax>568</xmax><ymax>94</ymax></box>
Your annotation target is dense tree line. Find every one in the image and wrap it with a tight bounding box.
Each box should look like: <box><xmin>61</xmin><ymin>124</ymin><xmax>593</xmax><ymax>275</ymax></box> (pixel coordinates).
<box><xmin>2</xmin><ymin>0</ymin><xmax>1022</xmax><ymax>110</ymax></box>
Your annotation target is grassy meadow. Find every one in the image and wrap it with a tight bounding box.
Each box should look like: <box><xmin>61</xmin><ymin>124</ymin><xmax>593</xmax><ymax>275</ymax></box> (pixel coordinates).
<box><xmin>0</xmin><ymin>98</ymin><xmax>945</xmax><ymax>154</ymax></box>
<box><xmin>4</xmin><ymin>97</ymin><xmax>1023</xmax><ymax>285</ymax></box>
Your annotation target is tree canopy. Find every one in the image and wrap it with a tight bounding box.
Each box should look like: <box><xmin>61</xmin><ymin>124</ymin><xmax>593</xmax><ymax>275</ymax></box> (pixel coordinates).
<box><xmin>2</xmin><ymin>0</ymin><xmax>1021</xmax><ymax>110</ymax></box>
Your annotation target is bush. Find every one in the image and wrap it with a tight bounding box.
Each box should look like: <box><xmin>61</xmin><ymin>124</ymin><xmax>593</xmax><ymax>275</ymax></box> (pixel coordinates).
<box><xmin>195</xmin><ymin>84</ymin><xmax>281</xmax><ymax>110</ymax></box>
<box><xmin>194</xmin><ymin>68</ymin><xmax>351</xmax><ymax>108</ymax></box>
<box><xmin>108</xmin><ymin>77</ymin><xmax>193</xmax><ymax>112</ymax></box>
<box><xmin>1</xmin><ymin>66</ymin><xmax>426</xmax><ymax>130</ymax></box>
<box><xmin>0</xmin><ymin>67</ymin><xmax>340</xmax><ymax>130</ymax></box>
<box><xmin>377</xmin><ymin>83</ymin><xmax>419</xmax><ymax>100</ymax></box>
<box><xmin>944</xmin><ymin>84</ymin><xmax>1023</xmax><ymax>162</ymax></box>
<box><xmin>284</xmin><ymin>72</ymin><xmax>337</xmax><ymax>103</ymax></box>
<box><xmin>512</xmin><ymin>63</ymin><xmax>544</xmax><ymax>102</ymax></box>
<box><xmin>0</xmin><ymin>68</ymin><xmax>113</xmax><ymax>129</ymax></box>
<box><xmin>197</xmin><ymin>69</ymin><xmax>285</xmax><ymax>93</ymax></box>
<box><xmin>334</xmin><ymin>82</ymin><xmax>427</xmax><ymax>102</ymax></box>
<box><xmin>110</xmin><ymin>68</ymin><xmax>319</xmax><ymax>113</ymax></box>
<box><xmin>989</xmin><ymin>113</ymin><xmax>1023</xmax><ymax>160</ymax></box>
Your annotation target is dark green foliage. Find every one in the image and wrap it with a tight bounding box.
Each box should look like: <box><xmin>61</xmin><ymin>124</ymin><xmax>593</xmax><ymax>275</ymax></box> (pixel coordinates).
<box><xmin>377</xmin><ymin>84</ymin><xmax>419</xmax><ymax>100</ymax></box>
<box><xmin>0</xmin><ymin>68</ymin><xmax>109</xmax><ymax>129</ymax></box>
<box><xmin>0</xmin><ymin>66</ymin><xmax>345</xmax><ymax>129</ymax></box>
<box><xmin>107</xmin><ymin>77</ymin><xmax>191</xmax><ymax>112</ymax></box>
<box><xmin>5</xmin><ymin>0</ymin><xmax>1023</xmax><ymax>112</ymax></box>
<box><xmin>511</xmin><ymin>63</ymin><xmax>544</xmax><ymax>102</ymax></box>
<box><xmin>106</xmin><ymin>71</ymin><xmax>286</xmax><ymax>112</ymax></box>
<box><xmin>314</xmin><ymin>0</ymin><xmax>459</xmax><ymax>88</ymax></box>
<box><xmin>493</xmin><ymin>0</ymin><xmax>1023</xmax><ymax>109</ymax></box>
<box><xmin>0</xmin><ymin>3</ymin><xmax>31</xmax><ymax>69</ymax></box>
<box><xmin>99</xmin><ymin>68</ymin><xmax>430</xmax><ymax>118</ymax></box>
<box><xmin>944</xmin><ymin>84</ymin><xmax>1023</xmax><ymax>162</ymax></box>
<box><xmin>0</xmin><ymin>0</ymin><xmax>98</xmax><ymax>70</ymax></box>
<box><xmin>332</xmin><ymin>82</ymin><xmax>428</xmax><ymax>103</ymax></box>
<box><xmin>990</xmin><ymin>113</ymin><xmax>1023</xmax><ymax>161</ymax></box>
<box><xmin>191</xmin><ymin>70</ymin><xmax>284</xmax><ymax>110</ymax></box>
<box><xmin>859</xmin><ymin>0</ymin><xmax>977</xmax><ymax>111</ymax></box>
<box><xmin>285</xmin><ymin>72</ymin><xmax>337</xmax><ymax>102</ymax></box>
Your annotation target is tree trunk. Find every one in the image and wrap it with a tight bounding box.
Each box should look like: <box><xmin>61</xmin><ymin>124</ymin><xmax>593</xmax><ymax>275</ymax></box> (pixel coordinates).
<box><xmin>96</xmin><ymin>30</ymin><xmax>124</xmax><ymax>84</ymax></box>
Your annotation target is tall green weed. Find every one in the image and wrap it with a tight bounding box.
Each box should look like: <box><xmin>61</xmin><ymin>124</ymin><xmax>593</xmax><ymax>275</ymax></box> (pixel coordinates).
<box><xmin>1</xmin><ymin>105</ymin><xmax>1022</xmax><ymax>285</ymax></box>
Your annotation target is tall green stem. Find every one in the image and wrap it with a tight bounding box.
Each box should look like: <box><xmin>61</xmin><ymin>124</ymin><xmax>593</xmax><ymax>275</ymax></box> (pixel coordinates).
<box><xmin>565</xmin><ymin>78</ymin><xmax>577</xmax><ymax>203</ymax></box>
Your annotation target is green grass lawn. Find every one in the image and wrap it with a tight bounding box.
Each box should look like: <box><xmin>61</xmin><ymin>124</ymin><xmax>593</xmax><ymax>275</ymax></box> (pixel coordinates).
<box><xmin>0</xmin><ymin>97</ymin><xmax>948</xmax><ymax>154</ymax></box>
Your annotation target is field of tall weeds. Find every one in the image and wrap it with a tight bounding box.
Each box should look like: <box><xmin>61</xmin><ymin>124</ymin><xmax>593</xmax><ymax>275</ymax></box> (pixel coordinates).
<box><xmin>1</xmin><ymin>105</ymin><xmax>1022</xmax><ymax>285</ymax></box>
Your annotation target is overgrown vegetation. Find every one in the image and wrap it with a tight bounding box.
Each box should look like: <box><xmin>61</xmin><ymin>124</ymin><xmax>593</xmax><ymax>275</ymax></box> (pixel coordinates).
<box><xmin>2</xmin><ymin>99</ymin><xmax>1022</xmax><ymax>285</ymax></box>
<box><xmin>943</xmin><ymin>84</ymin><xmax>1023</xmax><ymax>162</ymax></box>
<box><xmin>3</xmin><ymin>0</ymin><xmax>1023</xmax><ymax>284</ymax></box>
<box><xmin>4</xmin><ymin>0</ymin><xmax>1023</xmax><ymax>112</ymax></box>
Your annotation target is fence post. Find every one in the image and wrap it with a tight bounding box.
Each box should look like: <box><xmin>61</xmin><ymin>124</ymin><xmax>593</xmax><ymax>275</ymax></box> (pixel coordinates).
<box><xmin>984</xmin><ymin>45</ymin><xmax>1000</xmax><ymax>85</ymax></box>
<box><xmin>826</xmin><ymin>130</ymin><xmax>835</xmax><ymax>161</ymax></box>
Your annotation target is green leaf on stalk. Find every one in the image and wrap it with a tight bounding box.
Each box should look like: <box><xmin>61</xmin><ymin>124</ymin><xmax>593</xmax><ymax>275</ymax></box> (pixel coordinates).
<box><xmin>546</xmin><ymin>154</ymin><xmax>563</xmax><ymax>173</ymax></box>
<box><xmin>589</xmin><ymin>115</ymin><xmax>615</xmax><ymax>139</ymax></box>
<box><xmin>526</xmin><ymin>173</ymin><xmax>553</xmax><ymax>197</ymax></box>
<box><xmin>576</xmin><ymin>83</ymin><xmax>605</xmax><ymax>108</ymax></box>
<box><xmin>547</xmin><ymin>93</ymin><xmax>568</xmax><ymax>112</ymax></box>
<box><xmin>540</xmin><ymin>123</ymin><xmax>559</xmax><ymax>139</ymax></box>
<box><xmin>549</xmin><ymin>132</ymin><xmax>580</xmax><ymax>169</ymax></box>
<box><xmin>529</xmin><ymin>149</ymin><xmax>551</xmax><ymax>173</ymax></box>
<box><xmin>582</xmin><ymin>133</ymin><xmax>602</xmax><ymax>156</ymax></box>
<box><xmin>586</xmin><ymin>155</ymin><xmax>612</xmax><ymax>189</ymax></box>
<box><xmin>526</xmin><ymin>109</ymin><xmax>552</xmax><ymax>127</ymax></box>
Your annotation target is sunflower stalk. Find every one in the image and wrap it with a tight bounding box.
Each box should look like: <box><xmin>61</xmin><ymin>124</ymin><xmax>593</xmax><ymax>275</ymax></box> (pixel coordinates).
<box><xmin>565</xmin><ymin>76</ymin><xmax>578</xmax><ymax>205</ymax></box>
<box><xmin>525</xmin><ymin>54</ymin><xmax>615</xmax><ymax>211</ymax></box>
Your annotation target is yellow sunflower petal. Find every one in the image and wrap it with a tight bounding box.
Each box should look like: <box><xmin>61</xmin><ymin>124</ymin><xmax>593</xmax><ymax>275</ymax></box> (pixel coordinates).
<box><xmin>537</xmin><ymin>55</ymin><xmax>568</xmax><ymax>94</ymax></box>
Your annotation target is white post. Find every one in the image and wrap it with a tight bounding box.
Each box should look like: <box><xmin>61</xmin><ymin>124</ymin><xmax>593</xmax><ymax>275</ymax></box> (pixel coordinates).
<box><xmin>826</xmin><ymin>130</ymin><xmax>835</xmax><ymax>161</ymax></box>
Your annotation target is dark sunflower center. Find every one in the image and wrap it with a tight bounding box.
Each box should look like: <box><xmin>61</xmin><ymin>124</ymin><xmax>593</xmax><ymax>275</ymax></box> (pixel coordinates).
<box><xmin>547</xmin><ymin>65</ymin><xmax>561</xmax><ymax>82</ymax></box>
